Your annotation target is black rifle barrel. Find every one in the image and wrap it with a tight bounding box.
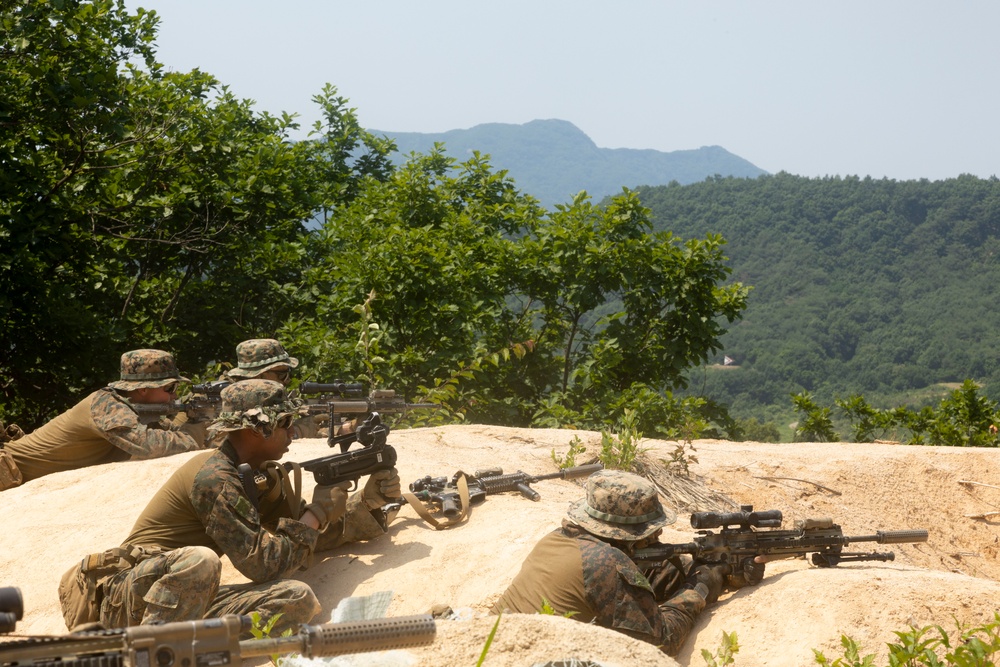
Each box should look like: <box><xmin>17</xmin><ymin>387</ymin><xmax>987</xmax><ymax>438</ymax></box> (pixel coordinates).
<box><xmin>848</xmin><ymin>529</ymin><xmax>929</xmax><ymax>545</ymax></box>
<box><xmin>239</xmin><ymin>614</ymin><xmax>437</xmax><ymax>659</ymax></box>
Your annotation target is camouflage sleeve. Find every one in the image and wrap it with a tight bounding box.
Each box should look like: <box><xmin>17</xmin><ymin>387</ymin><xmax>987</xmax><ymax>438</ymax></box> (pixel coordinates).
<box><xmin>581</xmin><ymin>538</ymin><xmax>705</xmax><ymax>656</ymax></box>
<box><xmin>91</xmin><ymin>392</ymin><xmax>201</xmax><ymax>459</ymax></box>
<box><xmin>191</xmin><ymin>461</ymin><xmax>319</xmax><ymax>582</ymax></box>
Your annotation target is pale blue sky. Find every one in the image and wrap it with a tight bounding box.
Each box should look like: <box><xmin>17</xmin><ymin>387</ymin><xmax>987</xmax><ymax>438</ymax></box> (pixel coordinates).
<box><xmin>124</xmin><ymin>1</ymin><xmax>1000</xmax><ymax>181</ymax></box>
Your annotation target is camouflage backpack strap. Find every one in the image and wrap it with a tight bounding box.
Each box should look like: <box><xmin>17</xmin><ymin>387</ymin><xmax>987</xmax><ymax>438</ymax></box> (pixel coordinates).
<box><xmin>401</xmin><ymin>471</ymin><xmax>472</xmax><ymax>530</ymax></box>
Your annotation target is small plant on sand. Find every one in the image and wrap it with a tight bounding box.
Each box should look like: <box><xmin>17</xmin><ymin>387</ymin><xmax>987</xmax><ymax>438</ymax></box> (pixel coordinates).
<box><xmin>552</xmin><ymin>434</ymin><xmax>588</xmax><ymax>469</ymax></box>
<box><xmin>702</xmin><ymin>630</ymin><xmax>739</xmax><ymax>666</ymax></box>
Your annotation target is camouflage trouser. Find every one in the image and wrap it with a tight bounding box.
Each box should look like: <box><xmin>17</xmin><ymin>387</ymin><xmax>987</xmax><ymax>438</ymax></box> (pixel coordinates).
<box><xmin>100</xmin><ymin>546</ymin><xmax>320</xmax><ymax>636</ymax></box>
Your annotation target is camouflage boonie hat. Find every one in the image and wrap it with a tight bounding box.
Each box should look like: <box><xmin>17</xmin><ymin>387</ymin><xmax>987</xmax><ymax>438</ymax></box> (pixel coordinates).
<box><xmin>226</xmin><ymin>339</ymin><xmax>299</xmax><ymax>379</ymax></box>
<box><xmin>566</xmin><ymin>470</ymin><xmax>676</xmax><ymax>541</ymax></box>
<box><xmin>107</xmin><ymin>349</ymin><xmax>189</xmax><ymax>391</ymax></box>
<box><xmin>207</xmin><ymin>379</ymin><xmax>307</xmax><ymax>443</ymax></box>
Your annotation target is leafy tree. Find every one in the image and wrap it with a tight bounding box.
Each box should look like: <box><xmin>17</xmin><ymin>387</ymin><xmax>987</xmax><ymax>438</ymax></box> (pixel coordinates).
<box><xmin>0</xmin><ymin>0</ymin><xmax>392</xmax><ymax>426</ymax></box>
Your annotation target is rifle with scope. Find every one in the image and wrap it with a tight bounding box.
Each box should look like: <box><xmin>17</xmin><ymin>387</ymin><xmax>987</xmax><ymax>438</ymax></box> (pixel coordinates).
<box><xmin>632</xmin><ymin>505</ymin><xmax>929</xmax><ymax>580</ymax></box>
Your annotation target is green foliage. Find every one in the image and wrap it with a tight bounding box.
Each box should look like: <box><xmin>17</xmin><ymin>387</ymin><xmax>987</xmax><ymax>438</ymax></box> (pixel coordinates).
<box><xmin>733</xmin><ymin>417</ymin><xmax>782</xmax><ymax>442</ymax></box>
<box><xmin>818</xmin><ymin>380</ymin><xmax>1000</xmax><ymax>447</ymax></box>
<box><xmin>814</xmin><ymin>614</ymin><xmax>1000</xmax><ymax>667</ymax></box>
<box><xmin>552</xmin><ymin>435</ymin><xmax>588</xmax><ymax>469</ymax></box>
<box><xmin>598</xmin><ymin>409</ymin><xmax>648</xmax><ymax>471</ymax></box>
<box><xmin>476</xmin><ymin>612</ymin><xmax>502</xmax><ymax>667</ymax></box>
<box><xmin>1</xmin><ymin>2</ymin><xmax>748</xmax><ymax>437</ymax></box>
<box><xmin>702</xmin><ymin>630</ymin><xmax>740</xmax><ymax>667</ymax></box>
<box><xmin>792</xmin><ymin>391</ymin><xmax>839</xmax><ymax>442</ymax></box>
<box><xmin>537</xmin><ymin>598</ymin><xmax>579</xmax><ymax>618</ymax></box>
<box><xmin>248</xmin><ymin>612</ymin><xmax>292</xmax><ymax>665</ymax></box>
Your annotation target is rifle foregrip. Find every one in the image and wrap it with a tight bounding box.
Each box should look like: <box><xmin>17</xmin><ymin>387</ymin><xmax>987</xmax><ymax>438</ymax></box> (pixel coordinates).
<box><xmin>877</xmin><ymin>529</ymin><xmax>928</xmax><ymax>544</ymax></box>
<box><xmin>302</xmin><ymin>615</ymin><xmax>436</xmax><ymax>657</ymax></box>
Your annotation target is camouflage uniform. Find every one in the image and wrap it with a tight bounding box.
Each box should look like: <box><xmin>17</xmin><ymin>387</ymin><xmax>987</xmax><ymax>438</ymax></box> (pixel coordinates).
<box><xmin>223</xmin><ymin>339</ymin><xmax>323</xmax><ymax>439</ymax></box>
<box><xmin>84</xmin><ymin>381</ymin><xmax>385</xmax><ymax>636</ymax></box>
<box><xmin>5</xmin><ymin>350</ymin><xmax>203</xmax><ymax>484</ymax></box>
<box><xmin>492</xmin><ymin>470</ymin><xmax>707</xmax><ymax>656</ymax></box>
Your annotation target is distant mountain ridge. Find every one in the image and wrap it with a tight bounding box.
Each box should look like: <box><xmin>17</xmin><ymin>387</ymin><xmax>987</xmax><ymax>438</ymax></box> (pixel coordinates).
<box><xmin>370</xmin><ymin>119</ymin><xmax>768</xmax><ymax>207</ymax></box>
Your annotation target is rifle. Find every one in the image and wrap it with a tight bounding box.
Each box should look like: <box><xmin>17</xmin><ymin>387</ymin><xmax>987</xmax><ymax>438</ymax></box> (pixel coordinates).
<box><xmin>306</xmin><ymin>389</ymin><xmax>437</xmax><ymax>447</ymax></box>
<box><xmin>0</xmin><ymin>612</ymin><xmax>436</xmax><ymax>666</ymax></box>
<box><xmin>409</xmin><ymin>463</ymin><xmax>604</xmax><ymax>517</ymax></box>
<box><xmin>632</xmin><ymin>504</ymin><xmax>929</xmax><ymax>579</ymax></box>
<box><xmin>132</xmin><ymin>381</ymin><xmax>230</xmax><ymax>426</ymax></box>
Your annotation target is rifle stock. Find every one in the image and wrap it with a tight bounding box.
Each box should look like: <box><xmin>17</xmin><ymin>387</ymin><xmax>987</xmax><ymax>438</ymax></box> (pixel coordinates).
<box><xmin>0</xmin><ymin>614</ymin><xmax>436</xmax><ymax>666</ymax></box>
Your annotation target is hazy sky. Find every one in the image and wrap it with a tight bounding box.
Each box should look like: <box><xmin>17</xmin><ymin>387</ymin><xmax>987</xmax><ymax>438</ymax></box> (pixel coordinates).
<box><xmin>123</xmin><ymin>1</ymin><xmax>1000</xmax><ymax>181</ymax></box>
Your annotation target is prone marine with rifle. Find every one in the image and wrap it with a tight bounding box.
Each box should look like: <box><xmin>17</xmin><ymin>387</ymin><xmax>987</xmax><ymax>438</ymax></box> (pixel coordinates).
<box><xmin>1</xmin><ymin>587</ymin><xmax>437</xmax><ymax>667</ymax></box>
<box><xmin>492</xmin><ymin>469</ymin><xmax>929</xmax><ymax>657</ymax></box>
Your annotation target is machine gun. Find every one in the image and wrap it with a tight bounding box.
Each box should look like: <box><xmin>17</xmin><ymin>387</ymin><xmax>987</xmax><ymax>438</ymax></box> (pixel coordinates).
<box><xmin>0</xmin><ymin>611</ymin><xmax>436</xmax><ymax>666</ymax></box>
<box><xmin>632</xmin><ymin>505</ymin><xmax>929</xmax><ymax>580</ymax></box>
<box><xmin>132</xmin><ymin>381</ymin><xmax>230</xmax><ymax>426</ymax></box>
<box><xmin>408</xmin><ymin>464</ymin><xmax>604</xmax><ymax>518</ymax></box>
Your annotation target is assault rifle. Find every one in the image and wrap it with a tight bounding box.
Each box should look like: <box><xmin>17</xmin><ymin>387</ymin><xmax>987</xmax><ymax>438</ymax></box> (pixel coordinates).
<box><xmin>632</xmin><ymin>505</ymin><xmax>929</xmax><ymax>579</ymax></box>
<box><xmin>409</xmin><ymin>464</ymin><xmax>604</xmax><ymax>517</ymax></box>
<box><xmin>0</xmin><ymin>612</ymin><xmax>436</xmax><ymax>666</ymax></box>
<box><xmin>132</xmin><ymin>381</ymin><xmax>230</xmax><ymax>426</ymax></box>
<box><xmin>305</xmin><ymin>388</ymin><xmax>437</xmax><ymax>448</ymax></box>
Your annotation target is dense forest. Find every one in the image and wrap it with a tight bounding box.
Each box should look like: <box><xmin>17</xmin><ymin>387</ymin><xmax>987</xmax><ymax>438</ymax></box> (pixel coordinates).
<box><xmin>636</xmin><ymin>174</ymin><xmax>1000</xmax><ymax>427</ymax></box>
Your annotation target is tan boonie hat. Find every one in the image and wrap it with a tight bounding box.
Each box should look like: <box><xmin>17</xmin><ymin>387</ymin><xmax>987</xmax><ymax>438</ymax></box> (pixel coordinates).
<box><xmin>566</xmin><ymin>470</ymin><xmax>676</xmax><ymax>541</ymax></box>
<box><xmin>207</xmin><ymin>379</ymin><xmax>307</xmax><ymax>443</ymax></box>
<box><xmin>226</xmin><ymin>339</ymin><xmax>299</xmax><ymax>379</ymax></box>
<box><xmin>107</xmin><ymin>349</ymin><xmax>189</xmax><ymax>391</ymax></box>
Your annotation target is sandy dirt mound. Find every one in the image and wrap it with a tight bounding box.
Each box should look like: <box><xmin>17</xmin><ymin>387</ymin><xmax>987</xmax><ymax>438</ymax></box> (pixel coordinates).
<box><xmin>2</xmin><ymin>425</ymin><xmax>999</xmax><ymax>666</ymax></box>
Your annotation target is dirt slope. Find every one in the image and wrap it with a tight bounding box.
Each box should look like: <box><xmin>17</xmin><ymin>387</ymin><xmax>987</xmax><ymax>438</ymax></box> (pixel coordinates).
<box><xmin>2</xmin><ymin>425</ymin><xmax>998</xmax><ymax>666</ymax></box>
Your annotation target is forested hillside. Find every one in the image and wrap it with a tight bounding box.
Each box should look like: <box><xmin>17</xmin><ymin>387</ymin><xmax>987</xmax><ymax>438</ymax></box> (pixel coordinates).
<box><xmin>637</xmin><ymin>173</ymin><xmax>1000</xmax><ymax>422</ymax></box>
<box><xmin>376</xmin><ymin>119</ymin><xmax>767</xmax><ymax>207</ymax></box>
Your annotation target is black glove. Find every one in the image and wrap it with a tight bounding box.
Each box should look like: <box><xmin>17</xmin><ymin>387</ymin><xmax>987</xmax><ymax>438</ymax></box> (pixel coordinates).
<box><xmin>688</xmin><ymin>563</ymin><xmax>727</xmax><ymax>603</ymax></box>
<box><xmin>727</xmin><ymin>557</ymin><xmax>766</xmax><ymax>589</ymax></box>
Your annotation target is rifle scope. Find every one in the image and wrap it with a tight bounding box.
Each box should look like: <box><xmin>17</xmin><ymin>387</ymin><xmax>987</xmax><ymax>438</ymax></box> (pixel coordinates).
<box><xmin>691</xmin><ymin>505</ymin><xmax>783</xmax><ymax>530</ymax></box>
<box><xmin>0</xmin><ymin>587</ymin><xmax>23</xmax><ymax>634</ymax></box>
<box><xmin>189</xmin><ymin>381</ymin><xmax>231</xmax><ymax>394</ymax></box>
<box><xmin>300</xmin><ymin>381</ymin><xmax>364</xmax><ymax>396</ymax></box>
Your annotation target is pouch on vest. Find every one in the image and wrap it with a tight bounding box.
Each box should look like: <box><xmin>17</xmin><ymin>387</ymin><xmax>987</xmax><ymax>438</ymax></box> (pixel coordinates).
<box><xmin>58</xmin><ymin>547</ymin><xmax>151</xmax><ymax>630</ymax></box>
<box><xmin>58</xmin><ymin>560</ymin><xmax>100</xmax><ymax>630</ymax></box>
<box><xmin>0</xmin><ymin>449</ymin><xmax>22</xmax><ymax>491</ymax></box>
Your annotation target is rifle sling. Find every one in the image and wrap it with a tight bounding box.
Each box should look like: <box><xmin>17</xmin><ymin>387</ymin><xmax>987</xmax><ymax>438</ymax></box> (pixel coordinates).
<box><xmin>401</xmin><ymin>473</ymin><xmax>471</xmax><ymax>530</ymax></box>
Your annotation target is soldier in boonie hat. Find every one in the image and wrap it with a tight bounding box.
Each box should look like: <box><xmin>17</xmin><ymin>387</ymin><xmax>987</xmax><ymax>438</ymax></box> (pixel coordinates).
<box><xmin>492</xmin><ymin>469</ymin><xmax>759</xmax><ymax>657</ymax></box>
<box><xmin>107</xmin><ymin>349</ymin><xmax>189</xmax><ymax>391</ymax></box>
<box><xmin>207</xmin><ymin>379</ymin><xmax>308</xmax><ymax>444</ymax></box>
<box><xmin>3</xmin><ymin>349</ymin><xmax>203</xmax><ymax>489</ymax></box>
<box><xmin>226</xmin><ymin>339</ymin><xmax>299</xmax><ymax>381</ymax></box>
<box><xmin>565</xmin><ymin>469</ymin><xmax>677</xmax><ymax>541</ymax></box>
